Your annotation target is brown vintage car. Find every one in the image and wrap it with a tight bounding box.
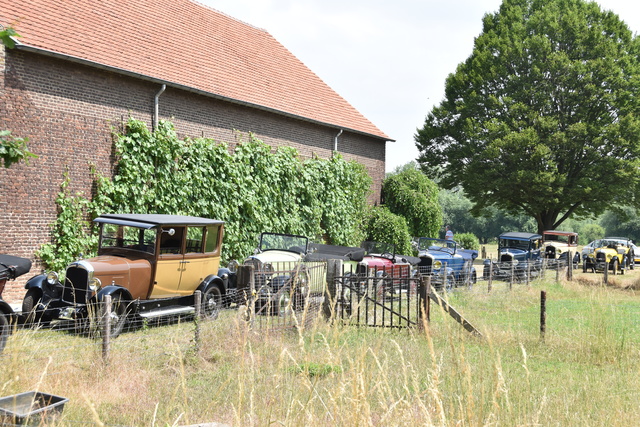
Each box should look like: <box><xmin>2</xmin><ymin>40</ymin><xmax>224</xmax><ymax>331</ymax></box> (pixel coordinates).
<box><xmin>23</xmin><ymin>214</ymin><xmax>227</xmax><ymax>337</ymax></box>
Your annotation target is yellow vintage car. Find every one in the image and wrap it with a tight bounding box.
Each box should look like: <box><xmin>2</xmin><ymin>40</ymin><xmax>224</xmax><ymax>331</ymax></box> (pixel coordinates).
<box><xmin>583</xmin><ymin>237</ymin><xmax>634</xmax><ymax>274</ymax></box>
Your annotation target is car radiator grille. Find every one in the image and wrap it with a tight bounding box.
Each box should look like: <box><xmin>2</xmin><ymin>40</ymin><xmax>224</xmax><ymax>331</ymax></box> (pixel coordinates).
<box><xmin>596</xmin><ymin>253</ymin><xmax>606</xmax><ymax>262</ymax></box>
<box><xmin>63</xmin><ymin>266</ymin><xmax>89</xmax><ymax>304</ymax></box>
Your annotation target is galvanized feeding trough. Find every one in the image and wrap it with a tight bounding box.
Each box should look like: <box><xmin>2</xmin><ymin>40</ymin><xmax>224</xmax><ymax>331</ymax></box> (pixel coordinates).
<box><xmin>0</xmin><ymin>391</ymin><xmax>68</xmax><ymax>424</ymax></box>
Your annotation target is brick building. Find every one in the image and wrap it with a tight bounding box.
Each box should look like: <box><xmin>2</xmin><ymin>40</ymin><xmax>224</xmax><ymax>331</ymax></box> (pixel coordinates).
<box><xmin>0</xmin><ymin>0</ymin><xmax>391</xmax><ymax>302</ymax></box>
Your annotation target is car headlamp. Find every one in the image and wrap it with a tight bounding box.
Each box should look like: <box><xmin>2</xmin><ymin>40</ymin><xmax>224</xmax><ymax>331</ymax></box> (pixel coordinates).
<box><xmin>89</xmin><ymin>277</ymin><xmax>102</xmax><ymax>292</ymax></box>
<box><xmin>512</xmin><ymin>260</ymin><xmax>519</xmax><ymax>266</ymax></box>
<box><xmin>433</xmin><ymin>261</ymin><xmax>442</xmax><ymax>269</ymax></box>
<box><xmin>227</xmin><ymin>259</ymin><xmax>239</xmax><ymax>274</ymax></box>
<box><xmin>46</xmin><ymin>271</ymin><xmax>59</xmax><ymax>285</ymax></box>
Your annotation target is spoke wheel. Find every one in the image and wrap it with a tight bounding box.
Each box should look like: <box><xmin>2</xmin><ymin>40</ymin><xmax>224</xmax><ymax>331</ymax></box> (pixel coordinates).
<box><xmin>21</xmin><ymin>288</ymin><xmax>42</xmax><ymax>325</ymax></box>
<box><xmin>95</xmin><ymin>295</ymin><xmax>128</xmax><ymax>339</ymax></box>
<box><xmin>275</xmin><ymin>289</ymin><xmax>292</xmax><ymax>316</ymax></box>
<box><xmin>201</xmin><ymin>286</ymin><xmax>222</xmax><ymax>320</ymax></box>
<box><xmin>612</xmin><ymin>258</ymin><xmax>619</xmax><ymax>276</ymax></box>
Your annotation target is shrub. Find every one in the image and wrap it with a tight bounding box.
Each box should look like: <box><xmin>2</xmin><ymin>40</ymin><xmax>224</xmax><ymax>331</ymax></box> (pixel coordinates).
<box><xmin>455</xmin><ymin>232</ymin><xmax>480</xmax><ymax>250</ymax></box>
<box><xmin>364</xmin><ymin>206</ymin><xmax>412</xmax><ymax>255</ymax></box>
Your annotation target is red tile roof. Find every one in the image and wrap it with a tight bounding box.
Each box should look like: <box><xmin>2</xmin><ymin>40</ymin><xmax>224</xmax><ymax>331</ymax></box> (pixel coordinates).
<box><xmin>0</xmin><ymin>0</ymin><xmax>390</xmax><ymax>140</ymax></box>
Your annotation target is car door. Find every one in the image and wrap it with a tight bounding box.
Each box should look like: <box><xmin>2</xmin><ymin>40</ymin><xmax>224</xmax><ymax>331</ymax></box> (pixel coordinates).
<box><xmin>150</xmin><ymin>226</ymin><xmax>186</xmax><ymax>298</ymax></box>
<box><xmin>177</xmin><ymin>225</ymin><xmax>221</xmax><ymax>294</ymax></box>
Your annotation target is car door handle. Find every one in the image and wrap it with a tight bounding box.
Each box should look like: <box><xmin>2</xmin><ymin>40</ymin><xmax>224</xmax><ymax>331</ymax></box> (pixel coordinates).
<box><xmin>180</xmin><ymin>260</ymin><xmax>190</xmax><ymax>264</ymax></box>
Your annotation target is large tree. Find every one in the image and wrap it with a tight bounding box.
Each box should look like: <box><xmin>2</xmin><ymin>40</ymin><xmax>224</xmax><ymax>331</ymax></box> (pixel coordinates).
<box><xmin>415</xmin><ymin>0</ymin><xmax>640</xmax><ymax>234</ymax></box>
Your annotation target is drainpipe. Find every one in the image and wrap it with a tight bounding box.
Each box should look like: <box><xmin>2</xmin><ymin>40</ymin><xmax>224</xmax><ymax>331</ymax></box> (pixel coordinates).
<box><xmin>153</xmin><ymin>84</ymin><xmax>166</xmax><ymax>132</ymax></box>
<box><xmin>333</xmin><ymin>129</ymin><xmax>343</xmax><ymax>153</ymax></box>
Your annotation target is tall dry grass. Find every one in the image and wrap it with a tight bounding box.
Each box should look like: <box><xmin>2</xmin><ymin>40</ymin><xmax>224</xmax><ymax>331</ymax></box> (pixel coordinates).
<box><xmin>2</xmin><ymin>272</ymin><xmax>640</xmax><ymax>425</ymax></box>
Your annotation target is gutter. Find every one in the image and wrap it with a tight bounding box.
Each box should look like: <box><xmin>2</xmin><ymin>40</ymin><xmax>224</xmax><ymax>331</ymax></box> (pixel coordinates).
<box><xmin>14</xmin><ymin>44</ymin><xmax>393</xmax><ymax>143</ymax></box>
<box><xmin>153</xmin><ymin>84</ymin><xmax>166</xmax><ymax>132</ymax></box>
<box><xmin>333</xmin><ymin>129</ymin><xmax>343</xmax><ymax>153</ymax></box>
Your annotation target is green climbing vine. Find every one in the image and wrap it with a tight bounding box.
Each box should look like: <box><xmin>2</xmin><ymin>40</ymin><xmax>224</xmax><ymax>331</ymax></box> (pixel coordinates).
<box><xmin>39</xmin><ymin>117</ymin><xmax>372</xmax><ymax>270</ymax></box>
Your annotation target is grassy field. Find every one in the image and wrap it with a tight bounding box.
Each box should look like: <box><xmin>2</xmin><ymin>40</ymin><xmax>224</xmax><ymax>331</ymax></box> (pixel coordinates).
<box><xmin>2</xmin><ymin>268</ymin><xmax>640</xmax><ymax>425</ymax></box>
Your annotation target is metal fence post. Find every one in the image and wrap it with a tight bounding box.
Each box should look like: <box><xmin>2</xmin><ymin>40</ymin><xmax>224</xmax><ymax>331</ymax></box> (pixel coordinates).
<box><xmin>102</xmin><ymin>294</ymin><xmax>111</xmax><ymax>364</ymax></box>
<box><xmin>194</xmin><ymin>290</ymin><xmax>201</xmax><ymax>354</ymax></box>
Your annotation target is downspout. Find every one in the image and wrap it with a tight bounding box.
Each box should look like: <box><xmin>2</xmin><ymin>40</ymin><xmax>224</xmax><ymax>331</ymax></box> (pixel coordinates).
<box><xmin>333</xmin><ymin>129</ymin><xmax>343</xmax><ymax>154</ymax></box>
<box><xmin>153</xmin><ymin>84</ymin><xmax>166</xmax><ymax>132</ymax></box>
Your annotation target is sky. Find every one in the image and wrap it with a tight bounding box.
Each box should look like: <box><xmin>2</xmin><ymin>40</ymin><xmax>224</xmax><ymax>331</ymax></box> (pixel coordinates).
<box><xmin>202</xmin><ymin>0</ymin><xmax>640</xmax><ymax>172</ymax></box>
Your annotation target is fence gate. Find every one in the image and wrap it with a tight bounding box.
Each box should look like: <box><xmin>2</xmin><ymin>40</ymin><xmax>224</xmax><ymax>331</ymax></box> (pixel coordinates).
<box><xmin>327</xmin><ymin>260</ymin><xmax>424</xmax><ymax>329</ymax></box>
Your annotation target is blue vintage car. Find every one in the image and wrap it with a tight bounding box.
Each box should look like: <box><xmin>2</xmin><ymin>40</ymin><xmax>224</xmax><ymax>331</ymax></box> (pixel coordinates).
<box><xmin>484</xmin><ymin>232</ymin><xmax>543</xmax><ymax>280</ymax></box>
<box><xmin>417</xmin><ymin>238</ymin><xmax>478</xmax><ymax>290</ymax></box>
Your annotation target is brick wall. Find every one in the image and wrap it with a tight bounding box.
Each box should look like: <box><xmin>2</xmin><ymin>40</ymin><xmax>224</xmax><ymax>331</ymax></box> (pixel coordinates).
<box><xmin>0</xmin><ymin>49</ymin><xmax>386</xmax><ymax>303</ymax></box>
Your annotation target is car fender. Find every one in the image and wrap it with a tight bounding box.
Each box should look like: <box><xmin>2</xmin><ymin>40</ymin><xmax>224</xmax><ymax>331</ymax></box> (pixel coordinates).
<box><xmin>198</xmin><ymin>274</ymin><xmax>225</xmax><ymax>294</ymax></box>
<box><xmin>95</xmin><ymin>286</ymin><xmax>133</xmax><ymax>303</ymax></box>
<box><xmin>0</xmin><ymin>299</ymin><xmax>14</xmax><ymax>316</ymax></box>
<box><xmin>215</xmin><ymin>268</ymin><xmax>235</xmax><ymax>291</ymax></box>
<box><xmin>24</xmin><ymin>274</ymin><xmax>49</xmax><ymax>292</ymax></box>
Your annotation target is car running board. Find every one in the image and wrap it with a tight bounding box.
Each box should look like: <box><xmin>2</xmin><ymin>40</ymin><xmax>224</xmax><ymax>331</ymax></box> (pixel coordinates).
<box><xmin>138</xmin><ymin>306</ymin><xmax>195</xmax><ymax>319</ymax></box>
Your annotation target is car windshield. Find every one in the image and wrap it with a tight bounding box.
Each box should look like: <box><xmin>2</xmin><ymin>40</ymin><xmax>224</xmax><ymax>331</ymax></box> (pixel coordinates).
<box><xmin>259</xmin><ymin>233</ymin><xmax>308</xmax><ymax>253</ymax></box>
<box><xmin>361</xmin><ymin>241</ymin><xmax>395</xmax><ymax>255</ymax></box>
<box><xmin>598</xmin><ymin>239</ymin><xmax>627</xmax><ymax>248</ymax></box>
<box><xmin>417</xmin><ymin>238</ymin><xmax>456</xmax><ymax>252</ymax></box>
<box><xmin>100</xmin><ymin>223</ymin><xmax>157</xmax><ymax>254</ymax></box>
<box><xmin>543</xmin><ymin>233</ymin><xmax>576</xmax><ymax>244</ymax></box>
<box><xmin>499</xmin><ymin>238</ymin><xmax>532</xmax><ymax>251</ymax></box>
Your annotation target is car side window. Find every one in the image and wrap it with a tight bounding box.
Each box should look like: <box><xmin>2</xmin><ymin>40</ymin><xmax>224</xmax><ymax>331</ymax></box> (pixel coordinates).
<box><xmin>186</xmin><ymin>226</ymin><xmax>205</xmax><ymax>253</ymax></box>
<box><xmin>205</xmin><ymin>225</ymin><xmax>221</xmax><ymax>253</ymax></box>
<box><xmin>160</xmin><ymin>227</ymin><xmax>185</xmax><ymax>254</ymax></box>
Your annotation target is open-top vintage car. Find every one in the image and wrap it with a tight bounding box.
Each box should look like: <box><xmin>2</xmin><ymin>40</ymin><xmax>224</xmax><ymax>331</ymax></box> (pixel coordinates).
<box><xmin>0</xmin><ymin>254</ymin><xmax>32</xmax><ymax>353</ymax></box>
<box><xmin>583</xmin><ymin>237</ymin><xmax>634</xmax><ymax>274</ymax></box>
<box><xmin>238</xmin><ymin>232</ymin><xmax>323</xmax><ymax>315</ymax></box>
<box><xmin>484</xmin><ymin>232</ymin><xmax>543</xmax><ymax>281</ymax></box>
<box><xmin>23</xmin><ymin>214</ymin><xmax>227</xmax><ymax>337</ymax></box>
<box><xmin>417</xmin><ymin>238</ymin><xmax>478</xmax><ymax>290</ymax></box>
<box><xmin>543</xmin><ymin>230</ymin><xmax>579</xmax><ymax>263</ymax></box>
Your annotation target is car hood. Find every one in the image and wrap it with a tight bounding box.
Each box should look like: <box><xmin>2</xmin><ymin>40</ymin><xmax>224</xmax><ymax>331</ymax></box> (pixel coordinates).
<box><xmin>499</xmin><ymin>248</ymin><xmax>528</xmax><ymax>259</ymax></box>
<box><xmin>77</xmin><ymin>255</ymin><xmax>151</xmax><ymax>289</ymax></box>
<box><xmin>247</xmin><ymin>250</ymin><xmax>303</xmax><ymax>264</ymax></box>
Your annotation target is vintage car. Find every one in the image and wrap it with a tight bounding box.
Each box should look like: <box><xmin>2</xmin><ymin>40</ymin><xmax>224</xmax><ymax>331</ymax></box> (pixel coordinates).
<box><xmin>543</xmin><ymin>230</ymin><xmax>579</xmax><ymax>263</ymax></box>
<box><xmin>23</xmin><ymin>214</ymin><xmax>227</xmax><ymax>337</ymax></box>
<box><xmin>484</xmin><ymin>232</ymin><xmax>543</xmax><ymax>280</ymax></box>
<box><xmin>0</xmin><ymin>254</ymin><xmax>32</xmax><ymax>353</ymax></box>
<box><xmin>417</xmin><ymin>238</ymin><xmax>478</xmax><ymax>290</ymax></box>
<box><xmin>238</xmin><ymin>232</ymin><xmax>323</xmax><ymax>315</ymax></box>
<box><xmin>583</xmin><ymin>237</ymin><xmax>634</xmax><ymax>274</ymax></box>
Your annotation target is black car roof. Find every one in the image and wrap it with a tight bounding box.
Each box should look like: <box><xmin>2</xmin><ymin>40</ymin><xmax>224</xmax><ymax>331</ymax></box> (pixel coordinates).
<box><xmin>94</xmin><ymin>214</ymin><xmax>224</xmax><ymax>228</ymax></box>
<box><xmin>499</xmin><ymin>232</ymin><xmax>542</xmax><ymax>240</ymax></box>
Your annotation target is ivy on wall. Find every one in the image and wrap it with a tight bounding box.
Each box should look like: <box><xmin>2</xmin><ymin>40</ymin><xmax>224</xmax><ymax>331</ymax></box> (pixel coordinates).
<box><xmin>39</xmin><ymin>118</ymin><xmax>372</xmax><ymax>270</ymax></box>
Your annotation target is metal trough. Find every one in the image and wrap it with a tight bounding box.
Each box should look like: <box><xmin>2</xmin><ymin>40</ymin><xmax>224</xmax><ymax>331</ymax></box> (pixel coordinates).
<box><xmin>0</xmin><ymin>391</ymin><xmax>68</xmax><ymax>425</ymax></box>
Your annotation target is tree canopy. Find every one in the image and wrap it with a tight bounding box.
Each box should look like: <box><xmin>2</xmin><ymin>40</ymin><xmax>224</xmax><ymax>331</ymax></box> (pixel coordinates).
<box><xmin>415</xmin><ymin>0</ymin><xmax>640</xmax><ymax>234</ymax></box>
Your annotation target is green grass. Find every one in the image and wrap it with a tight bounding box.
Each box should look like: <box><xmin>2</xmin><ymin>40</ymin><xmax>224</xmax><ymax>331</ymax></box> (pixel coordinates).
<box><xmin>3</xmin><ymin>272</ymin><xmax>640</xmax><ymax>425</ymax></box>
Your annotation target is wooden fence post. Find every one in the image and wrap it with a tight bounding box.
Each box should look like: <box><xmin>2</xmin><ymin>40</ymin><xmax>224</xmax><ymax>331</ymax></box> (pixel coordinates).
<box><xmin>237</xmin><ymin>265</ymin><xmax>255</xmax><ymax>325</ymax></box>
<box><xmin>540</xmin><ymin>290</ymin><xmax>546</xmax><ymax>342</ymax></box>
<box><xmin>102</xmin><ymin>294</ymin><xmax>111</xmax><ymax>364</ymax></box>
<box><xmin>194</xmin><ymin>290</ymin><xmax>201</xmax><ymax>354</ymax></box>
<box><xmin>418</xmin><ymin>275</ymin><xmax>429</xmax><ymax>330</ymax></box>
<box><xmin>603</xmin><ymin>262</ymin><xmax>608</xmax><ymax>284</ymax></box>
<box><xmin>488</xmin><ymin>262</ymin><xmax>493</xmax><ymax>293</ymax></box>
<box><xmin>323</xmin><ymin>259</ymin><xmax>342</xmax><ymax>319</ymax></box>
<box><xmin>566</xmin><ymin>251</ymin><xmax>573</xmax><ymax>281</ymax></box>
